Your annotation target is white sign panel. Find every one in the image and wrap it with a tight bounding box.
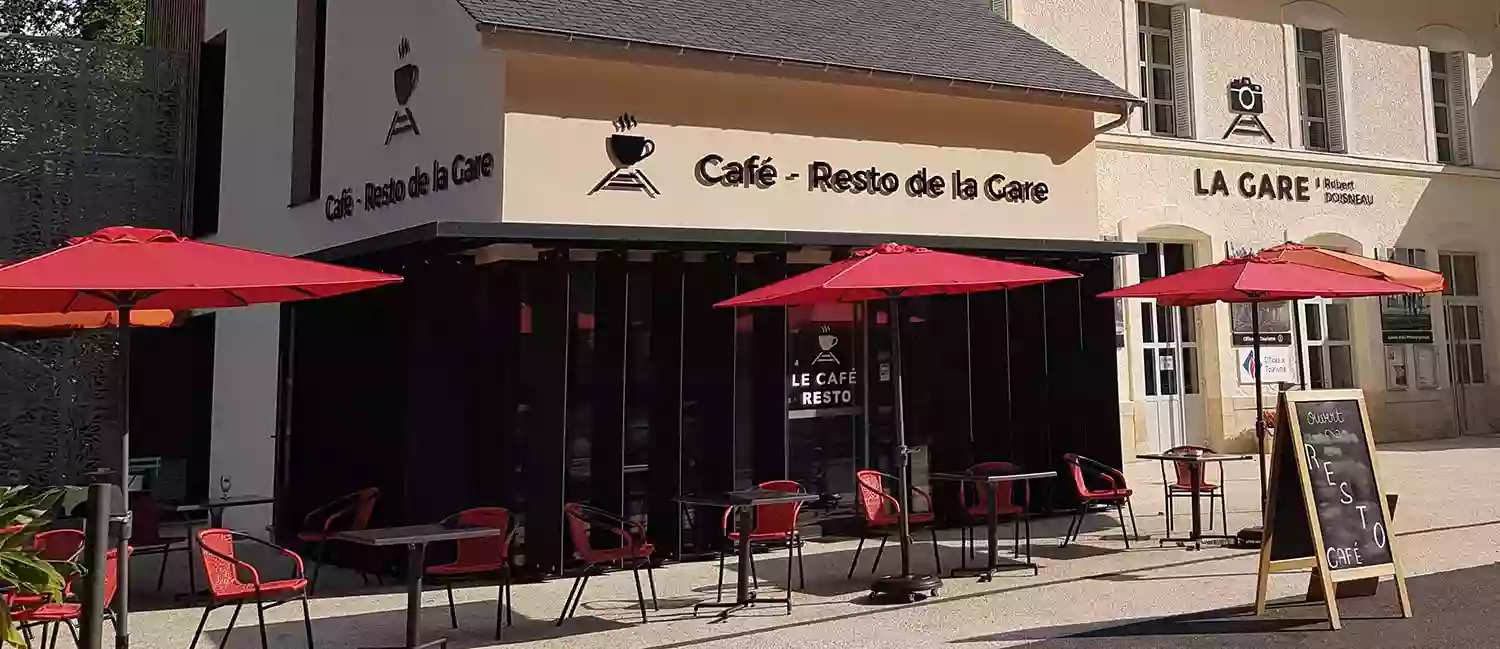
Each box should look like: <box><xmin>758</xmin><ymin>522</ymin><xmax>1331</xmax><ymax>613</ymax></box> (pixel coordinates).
<box><xmin>1237</xmin><ymin>346</ymin><xmax>1295</xmax><ymax>385</ymax></box>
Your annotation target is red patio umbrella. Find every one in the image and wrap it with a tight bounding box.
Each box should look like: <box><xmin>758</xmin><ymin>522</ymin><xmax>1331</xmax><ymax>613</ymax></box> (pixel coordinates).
<box><xmin>717</xmin><ymin>243</ymin><xmax>1078</xmax><ymax>601</ymax></box>
<box><xmin>0</xmin><ymin>226</ymin><xmax>402</xmax><ymax>648</ymax></box>
<box><xmin>1098</xmin><ymin>254</ymin><xmax>1421</xmax><ymax>541</ymax></box>
<box><xmin>1254</xmin><ymin>243</ymin><xmax>1445</xmax><ymax>292</ymax></box>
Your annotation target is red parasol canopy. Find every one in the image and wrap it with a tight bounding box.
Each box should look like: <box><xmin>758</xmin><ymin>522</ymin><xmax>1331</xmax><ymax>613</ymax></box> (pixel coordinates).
<box><xmin>1254</xmin><ymin>242</ymin><xmax>1445</xmax><ymax>293</ymax></box>
<box><xmin>0</xmin><ymin>226</ymin><xmax>401</xmax><ymax>647</ymax></box>
<box><xmin>715</xmin><ymin>243</ymin><xmax>1080</xmax><ymax>308</ymax></box>
<box><xmin>0</xmin><ymin>226</ymin><xmax>401</xmax><ymax>314</ymax></box>
<box><xmin>1097</xmin><ymin>255</ymin><xmax>1421</xmax><ymax>306</ymax></box>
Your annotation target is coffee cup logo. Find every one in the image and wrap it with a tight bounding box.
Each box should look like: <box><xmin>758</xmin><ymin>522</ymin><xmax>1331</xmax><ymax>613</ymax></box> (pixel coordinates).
<box><xmin>813</xmin><ymin>326</ymin><xmax>841</xmax><ymax>364</ymax></box>
<box><xmin>589</xmin><ymin>114</ymin><xmax>660</xmax><ymax>197</ymax></box>
<box><xmin>385</xmin><ymin>37</ymin><xmax>421</xmax><ymax>145</ymax></box>
<box><xmin>608</xmin><ymin>133</ymin><xmax>655</xmax><ymax>167</ymax></box>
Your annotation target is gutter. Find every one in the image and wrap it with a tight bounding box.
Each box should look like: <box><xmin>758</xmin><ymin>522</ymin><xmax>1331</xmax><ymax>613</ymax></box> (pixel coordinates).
<box><xmin>1095</xmin><ymin>103</ymin><xmax>1136</xmax><ymax>134</ymax></box>
<box><xmin>479</xmin><ymin>22</ymin><xmax>1143</xmax><ymax>112</ymax></box>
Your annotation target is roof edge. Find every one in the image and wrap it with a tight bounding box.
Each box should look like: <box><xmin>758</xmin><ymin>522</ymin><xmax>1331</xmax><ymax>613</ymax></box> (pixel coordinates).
<box><xmin>475</xmin><ymin>21</ymin><xmax>1142</xmax><ymax>110</ymax></box>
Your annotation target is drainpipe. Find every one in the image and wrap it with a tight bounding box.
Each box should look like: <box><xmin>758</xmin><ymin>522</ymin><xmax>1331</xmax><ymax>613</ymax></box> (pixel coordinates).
<box><xmin>1095</xmin><ymin>102</ymin><xmax>1136</xmax><ymax>134</ymax></box>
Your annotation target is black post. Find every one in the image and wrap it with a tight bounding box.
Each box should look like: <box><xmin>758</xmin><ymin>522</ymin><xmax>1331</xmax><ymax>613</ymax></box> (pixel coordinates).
<box><xmin>80</xmin><ymin>483</ymin><xmax>110</xmax><ymax>649</ymax></box>
<box><xmin>115</xmin><ymin>306</ymin><xmax>133</xmax><ymax>649</ymax></box>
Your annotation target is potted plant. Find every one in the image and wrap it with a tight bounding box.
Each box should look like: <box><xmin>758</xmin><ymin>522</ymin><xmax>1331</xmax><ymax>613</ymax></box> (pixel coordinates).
<box><xmin>0</xmin><ymin>487</ymin><xmax>70</xmax><ymax>647</ymax></box>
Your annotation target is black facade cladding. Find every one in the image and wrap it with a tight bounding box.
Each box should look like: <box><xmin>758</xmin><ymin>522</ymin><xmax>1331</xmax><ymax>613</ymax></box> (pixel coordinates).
<box><xmin>0</xmin><ymin>36</ymin><xmax>196</xmax><ymax>489</ymax></box>
<box><xmin>277</xmin><ymin>240</ymin><xmax>1126</xmax><ymax>576</ymax></box>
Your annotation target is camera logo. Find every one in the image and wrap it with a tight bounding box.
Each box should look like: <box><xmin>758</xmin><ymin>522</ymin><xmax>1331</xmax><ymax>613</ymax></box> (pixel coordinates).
<box><xmin>588</xmin><ymin>114</ymin><xmax>660</xmax><ymax>198</ymax></box>
<box><xmin>1222</xmin><ymin>77</ymin><xmax>1274</xmax><ymax>143</ymax></box>
<box><xmin>385</xmin><ymin>37</ymin><xmax>421</xmax><ymax>146</ymax></box>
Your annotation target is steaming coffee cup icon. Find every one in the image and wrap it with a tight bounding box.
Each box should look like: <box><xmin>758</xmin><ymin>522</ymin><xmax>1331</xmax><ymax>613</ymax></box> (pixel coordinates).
<box><xmin>609</xmin><ymin>133</ymin><xmax>655</xmax><ymax>167</ymax></box>
<box><xmin>819</xmin><ymin>334</ymin><xmax>838</xmax><ymax>351</ymax></box>
<box><xmin>394</xmin><ymin>63</ymin><xmax>419</xmax><ymax>106</ymax></box>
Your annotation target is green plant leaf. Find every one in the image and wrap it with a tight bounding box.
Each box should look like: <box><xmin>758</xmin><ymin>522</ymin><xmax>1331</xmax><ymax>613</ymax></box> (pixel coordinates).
<box><xmin>2</xmin><ymin>602</ymin><xmax>22</xmax><ymax>648</ymax></box>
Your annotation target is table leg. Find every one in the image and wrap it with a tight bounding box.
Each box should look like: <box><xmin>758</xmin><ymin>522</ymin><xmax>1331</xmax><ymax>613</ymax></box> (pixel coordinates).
<box><xmin>983</xmin><ymin>483</ymin><xmax>999</xmax><ymax>582</ymax></box>
<box><xmin>210</xmin><ymin>508</ymin><xmax>224</xmax><ymax>529</ymax></box>
<box><xmin>1189</xmin><ymin>463</ymin><xmax>1203</xmax><ymax>548</ymax></box>
<box><xmin>406</xmin><ymin>543</ymin><xmax>424</xmax><ymax>648</ymax></box>
<box><xmin>736</xmin><ymin>506</ymin><xmax>753</xmax><ymax>603</ymax></box>
<box><xmin>360</xmin><ymin>542</ymin><xmax>444</xmax><ymax>649</ymax></box>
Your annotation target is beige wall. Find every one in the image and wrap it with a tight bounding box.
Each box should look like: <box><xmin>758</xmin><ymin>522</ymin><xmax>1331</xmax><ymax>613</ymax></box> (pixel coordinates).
<box><xmin>502</xmin><ymin>54</ymin><xmax>1102</xmax><ymax>240</ymax></box>
<box><xmin>1102</xmin><ymin>142</ymin><xmax>1500</xmax><ymax>451</ymax></box>
<box><xmin>1021</xmin><ymin>0</ymin><xmax>1497</xmax><ymax>162</ymax></box>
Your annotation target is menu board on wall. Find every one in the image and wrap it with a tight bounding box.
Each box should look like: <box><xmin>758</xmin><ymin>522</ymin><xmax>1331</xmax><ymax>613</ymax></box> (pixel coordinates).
<box><xmin>1378</xmin><ymin>249</ymin><xmax>1434</xmax><ymax>344</ymax></box>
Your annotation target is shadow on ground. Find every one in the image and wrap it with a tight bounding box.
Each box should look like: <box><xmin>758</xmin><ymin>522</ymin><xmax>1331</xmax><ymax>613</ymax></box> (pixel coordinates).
<box><xmin>953</xmin><ymin>562</ymin><xmax>1500</xmax><ymax>648</ymax></box>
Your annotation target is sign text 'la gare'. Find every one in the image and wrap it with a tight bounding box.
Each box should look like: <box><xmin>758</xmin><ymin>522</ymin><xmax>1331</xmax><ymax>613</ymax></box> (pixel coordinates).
<box><xmin>696</xmin><ymin>155</ymin><xmax>1051</xmax><ymax>204</ymax></box>
<box><xmin>1193</xmin><ymin>168</ymin><xmax>1374</xmax><ymax>206</ymax></box>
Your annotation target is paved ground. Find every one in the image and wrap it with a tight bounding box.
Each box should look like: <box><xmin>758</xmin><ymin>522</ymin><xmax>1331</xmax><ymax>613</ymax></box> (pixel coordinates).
<box><xmin>101</xmin><ymin>435</ymin><xmax>1500</xmax><ymax>648</ymax></box>
<box><xmin>995</xmin><ymin>562</ymin><xmax>1500</xmax><ymax>648</ymax></box>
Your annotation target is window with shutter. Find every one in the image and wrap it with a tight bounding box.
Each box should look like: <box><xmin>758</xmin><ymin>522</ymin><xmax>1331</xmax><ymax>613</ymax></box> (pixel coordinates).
<box><xmin>1295</xmin><ymin>27</ymin><xmax>1344</xmax><ymax>153</ymax></box>
<box><xmin>1169</xmin><ymin>5</ymin><xmax>1194</xmax><ymax>138</ymax></box>
<box><xmin>991</xmin><ymin>0</ymin><xmax>1011</xmax><ymax>21</ymax></box>
<box><xmin>1137</xmin><ymin>2</ymin><xmax>1183</xmax><ymax>137</ymax></box>
<box><xmin>1434</xmin><ymin>52</ymin><xmax>1470</xmax><ymax>165</ymax></box>
<box><xmin>1320</xmin><ymin>29</ymin><xmax>1346</xmax><ymax>153</ymax></box>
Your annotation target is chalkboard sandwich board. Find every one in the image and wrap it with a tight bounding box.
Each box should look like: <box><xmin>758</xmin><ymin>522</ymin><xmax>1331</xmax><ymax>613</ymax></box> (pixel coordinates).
<box><xmin>1253</xmin><ymin>389</ymin><xmax>1411</xmax><ymax>630</ymax></box>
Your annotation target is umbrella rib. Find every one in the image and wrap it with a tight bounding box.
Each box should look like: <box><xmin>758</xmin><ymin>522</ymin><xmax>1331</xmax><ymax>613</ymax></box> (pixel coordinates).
<box><xmin>222</xmin><ymin>288</ymin><xmax>252</xmax><ymax>307</ymax></box>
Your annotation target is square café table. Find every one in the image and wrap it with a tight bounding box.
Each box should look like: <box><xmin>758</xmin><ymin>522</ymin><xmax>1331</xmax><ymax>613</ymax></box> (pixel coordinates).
<box><xmin>930</xmin><ymin>469</ymin><xmax>1056</xmax><ymax>581</ymax></box>
<box><xmin>337</xmin><ymin>524</ymin><xmax>509</xmax><ymax>648</ymax></box>
<box><xmin>675</xmin><ymin>489</ymin><xmax>822</xmax><ymax>620</ymax></box>
<box><xmin>164</xmin><ymin>494</ymin><xmax>275</xmax><ymax>528</ymax></box>
<box><xmin>1137</xmin><ymin>451</ymin><xmax>1253</xmax><ymax>549</ymax></box>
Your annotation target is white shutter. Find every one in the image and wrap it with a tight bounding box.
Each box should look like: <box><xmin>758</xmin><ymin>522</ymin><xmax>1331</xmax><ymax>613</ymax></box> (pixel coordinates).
<box><xmin>1321</xmin><ymin>30</ymin><xmax>1347</xmax><ymax>153</ymax></box>
<box><xmin>991</xmin><ymin>0</ymin><xmax>1010</xmax><ymax>21</ymax></box>
<box><xmin>1447</xmin><ymin>51</ymin><xmax>1473</xmax><ymax>166</ymax></box>
<box><xmin>1170</xmin><ymin>4</ymin><xmax>1194</xmax><ymax>138</ymax></box>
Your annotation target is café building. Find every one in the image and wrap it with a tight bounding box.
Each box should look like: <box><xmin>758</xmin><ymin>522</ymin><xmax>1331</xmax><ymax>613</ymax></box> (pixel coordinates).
<box><xmin>202</xmin><ymin>0</ymin><xmax>1143</xmax><ymax>572</ymax></box>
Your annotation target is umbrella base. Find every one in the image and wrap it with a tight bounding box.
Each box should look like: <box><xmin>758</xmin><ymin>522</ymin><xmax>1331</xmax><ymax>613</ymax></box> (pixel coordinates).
<box><xmin>1235</xmin><ymin>526</ymin><xmax>1264</xmax><ymax>548</ymax></box>
<box><xmin>869</xmin><ymin>574</ymin><xmax>943</xmax><ymax>603</ymax></box>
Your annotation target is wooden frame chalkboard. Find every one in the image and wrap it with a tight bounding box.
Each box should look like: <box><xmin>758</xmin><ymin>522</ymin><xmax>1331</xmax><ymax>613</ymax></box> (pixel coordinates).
<box><xmin>1253</xmin><ymin>389</ymin><xmax>1411</xmax><ymax>630</ymax></box>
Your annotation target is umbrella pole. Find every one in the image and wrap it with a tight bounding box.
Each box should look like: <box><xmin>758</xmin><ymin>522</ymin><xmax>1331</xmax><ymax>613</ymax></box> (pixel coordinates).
<box><xmin>114</xmin><ymin>305</ymin><xmax>133</xmax><ymax>649</ymax></box>
<box><xmin>1252</xmin><ymin>306</ymin><xmax>1267</xmax><ymax>519</ymax></box>
<box><xmin>870</xmin><ymin>298</ymin><xmax>942</xmax><ymax>602</ymax></box>
<box><xmin>1292</xmin><ymin>300</ymin><xmax>1308</xmax><ymax>389</ymax></box>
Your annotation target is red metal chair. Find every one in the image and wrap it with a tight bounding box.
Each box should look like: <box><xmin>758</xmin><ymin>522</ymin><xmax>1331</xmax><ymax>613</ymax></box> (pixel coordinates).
<box><xmin>425</xmin><ymin>507</ymin><xmax>516</xmax><ymax>640</ymax></box>
<box><xmin>1061</xmin><ymin>453</ymin><xmax>1139</xmax><ymax>548</ymax></box>
<box><xmin>296</xmin><ymin>486</ymin><xmax>379</xmax><ymax>592</ymax></box>
<box><xmin>956</xmin><ymin>462</ymin><xmax>1029</xmax><ymax>568</ymax></box>
<box><xmin>190</xmin><ymin>528</ymin><xmax>314</xmax><ymax>649</ymax></box>
<box><xmin>556</xmin><ymin>503</ymin><xmax>658</xmax><ymax>626</ymax></box>
<box><xmin>128</xmin><ymin>493</ymin><xmax>193</xmax><ymax>593</ymax></box>
<box><xmin>5</xmin><ymin>529</ymin><xmax>87</xmax><ymax>611</ymax></box>
<box><xmin>846</xmin><ymin>470</ymin><xmax>941</xmax><ymax>579</ymax></box>
<box><xmin>715</xmin><ymin>480</ymin><xmax>807</xmax><ymax>610</ymax></box>
<box><xmin>10</xmin><ymin>547</ymin><xmax>127</xmax><ymax>648</ymax></box>
<box><xmin>32</xmin><ymin>529</ymin><xmax>84</xmax><ymax>562</ymax></box>
<box><xmin>1160</xmin><ymin>445</ymin><xmax>1229</xmax><ymax>536</ymax></box>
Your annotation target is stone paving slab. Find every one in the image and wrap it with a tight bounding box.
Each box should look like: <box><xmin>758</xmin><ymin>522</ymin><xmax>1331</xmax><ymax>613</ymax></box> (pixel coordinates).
<box><xmin>111</xmin><ymin>435</ymin><xmax>1500</xmax><ymax>648</ymax></box>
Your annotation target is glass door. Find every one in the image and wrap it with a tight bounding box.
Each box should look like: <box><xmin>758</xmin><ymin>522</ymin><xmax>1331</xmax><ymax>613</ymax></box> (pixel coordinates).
<box><xmin>1301</xmin><ymin>297</ymin><xmax>1356</xmax><ymax>389</ymax></box>
<box><xmin>1138</xmin><ymin>242</ymin><xmax>1203</xmax><ymax>451</ymax></box>
<box><xmin>1441</xmin><ymin>253</ymin><xmax>1489</xmax><ymax>434</ymax></box>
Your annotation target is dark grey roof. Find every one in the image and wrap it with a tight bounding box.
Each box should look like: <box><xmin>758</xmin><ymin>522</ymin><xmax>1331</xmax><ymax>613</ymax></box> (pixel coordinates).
<box><xmin>455</xmin><ymin>0</ymin><xmax>1137</xmax><ymax>105</ymax></box>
